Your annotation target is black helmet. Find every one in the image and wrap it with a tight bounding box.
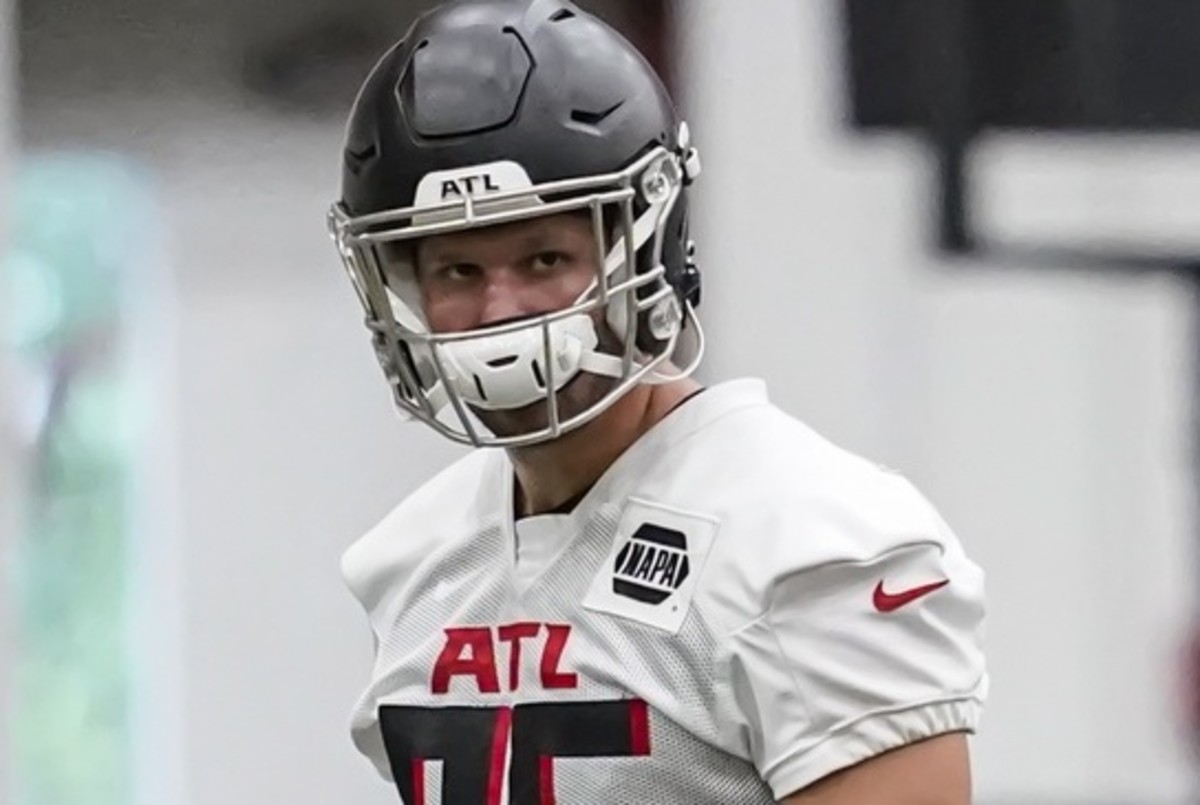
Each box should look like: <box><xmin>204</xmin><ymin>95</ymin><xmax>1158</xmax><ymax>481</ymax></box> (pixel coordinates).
<box><xmin>329</xmin><ymin>0</ymin><xmax>704</xmax><ymax>447</ymax></box>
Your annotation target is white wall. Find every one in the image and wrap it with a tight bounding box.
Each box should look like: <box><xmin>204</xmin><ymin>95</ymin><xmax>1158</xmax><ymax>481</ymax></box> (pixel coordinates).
<box><xmin>679</xmin><ymin>2</ymin><xmax>1196</xmax><ymax>802</ymax></box>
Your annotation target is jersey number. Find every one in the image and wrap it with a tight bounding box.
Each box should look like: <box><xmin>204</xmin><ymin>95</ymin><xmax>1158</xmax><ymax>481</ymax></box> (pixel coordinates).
<box><xmin>379</xmin><ymin>699</ymin><xmax>650</xmax><ymax>804</ymax></box>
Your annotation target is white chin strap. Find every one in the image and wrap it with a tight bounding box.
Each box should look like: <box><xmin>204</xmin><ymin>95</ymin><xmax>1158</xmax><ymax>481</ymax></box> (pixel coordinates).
<box><xmin>433</xmin><ymin>314</ymin><xmax>624</xmax><ymax>411</ymax></box>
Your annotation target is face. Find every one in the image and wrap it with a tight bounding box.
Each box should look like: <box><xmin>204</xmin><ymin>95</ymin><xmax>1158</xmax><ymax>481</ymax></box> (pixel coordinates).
<box><xmin>402</xmin><ymin>212</ymin><xmax>624</xmax><ymax>438</ymax></box>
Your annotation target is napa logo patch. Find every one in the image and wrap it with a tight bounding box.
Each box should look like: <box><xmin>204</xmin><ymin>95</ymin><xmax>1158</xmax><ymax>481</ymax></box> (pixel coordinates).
<box><xmin>612</xmin><ymin>524</ymin><xmax>690</xmax><ymax>604</ymax></box>
<box><xmin>583</xmin><ymin>498</ymin><xmax>718</xmax><ymax>634</ymax></box>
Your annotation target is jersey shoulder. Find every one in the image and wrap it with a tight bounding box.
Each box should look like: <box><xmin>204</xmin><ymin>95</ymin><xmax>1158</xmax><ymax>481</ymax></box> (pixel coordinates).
<box><xmin>340</xmin><ymin>448</ymin><xmax>503</xmax><ymax>616</ymax></box>
<box><xmin>664</xmin><ymin>408</ymin><xmax>985</xmax><ymax>797</ymax></box>
<box><xmin>640</xmin><ymin>402</ymin><xmax>970</xmax><ymax>628</ymax></box>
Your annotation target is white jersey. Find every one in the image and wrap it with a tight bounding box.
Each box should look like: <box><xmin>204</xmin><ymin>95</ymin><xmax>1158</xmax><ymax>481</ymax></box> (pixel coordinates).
<box><xmin>342</xmin><ymin>379</ymin><xmax>987</xmax><ymax>803</ymax></box>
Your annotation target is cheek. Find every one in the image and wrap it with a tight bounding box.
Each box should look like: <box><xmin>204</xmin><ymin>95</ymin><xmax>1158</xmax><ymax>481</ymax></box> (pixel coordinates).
<box><xmin>555</xmin><ymin>262</ymin><xmax>600</xmax><ymax>304</ymax></box>
<box><xmin>420</xmin><ymin>286</ymin><xmax>477</xmax><ymax>333</ymax></box>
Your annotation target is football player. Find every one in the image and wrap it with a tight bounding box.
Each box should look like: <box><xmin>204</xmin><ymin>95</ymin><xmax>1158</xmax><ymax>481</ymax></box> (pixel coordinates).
<box><xmin>328</xmin><ymin>1</ymin><xmax>987</xmax><ymax>802</ymax></box>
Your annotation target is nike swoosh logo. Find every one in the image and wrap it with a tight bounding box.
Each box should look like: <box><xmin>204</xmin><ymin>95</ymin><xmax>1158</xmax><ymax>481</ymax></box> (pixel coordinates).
<box><xmin>873</xmin><ymin>579</ymin><xmax>950</xmax><ymax>612</ymax></box>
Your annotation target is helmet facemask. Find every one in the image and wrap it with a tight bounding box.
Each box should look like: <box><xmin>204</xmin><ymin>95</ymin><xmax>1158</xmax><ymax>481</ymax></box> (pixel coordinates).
<box><xmin>330</xmin><ymin>144</ymin><xmax>704</xmax><ymax>448</ymax></box>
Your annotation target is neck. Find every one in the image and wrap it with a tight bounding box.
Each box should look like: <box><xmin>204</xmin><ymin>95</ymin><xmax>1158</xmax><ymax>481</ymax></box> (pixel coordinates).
<box><xmin>509</xmin><ymin>378</ymin><xmax>702</xmax><ymax>517</ymax></box>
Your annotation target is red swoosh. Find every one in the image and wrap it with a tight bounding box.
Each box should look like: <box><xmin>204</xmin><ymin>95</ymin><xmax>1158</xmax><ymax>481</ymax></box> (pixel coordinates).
<box><xmin>873</xmin><ymin>579</ymin><xmax>949</xmax><ymax>612</ymax></box>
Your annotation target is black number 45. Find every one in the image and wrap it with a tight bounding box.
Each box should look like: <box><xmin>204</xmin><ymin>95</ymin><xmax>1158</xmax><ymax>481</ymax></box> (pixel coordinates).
<box><xmin>379</xmin><ymin>698</ymin><xmax>650</xmax><ymax>804</ymax></box>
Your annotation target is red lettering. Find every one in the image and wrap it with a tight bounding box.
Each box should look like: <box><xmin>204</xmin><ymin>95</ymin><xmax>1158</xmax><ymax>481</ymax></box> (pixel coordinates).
<box><xmin>431</xmin><ymin>627</ymin><xmax>500</xmax><ymax>694</ymax></box>
<box><xmin>432</xmin><ymin>622</ymin><xmax>577</xmax><ymax>693</ymax></box>
<box><xmin>629</xmin><ymin>698</ymin><xmax>651</xmax><ymax>755</ymax></box>
<box><xmin>488</xmin><ymin>706</ymin><xmax>513</xmax><ymax>805</ymax></box>
<box><xmin>497</xmin><ymin>622</ymin><xmax>542</xmax><ymax>692</ymax></box>
<box><xmin>539</xmin><ymin>755</ymin><xmax>556</xmax><ymax>805</ymax></box>
<box><xmin>411</xmin><ymin>759</ymin><xmax>426</xmax><ymax>805</ymax></box>
<box><xmin>540</xmin><ymin>624</ymin><xmax>578</xmax><ymax>690</ymax></box>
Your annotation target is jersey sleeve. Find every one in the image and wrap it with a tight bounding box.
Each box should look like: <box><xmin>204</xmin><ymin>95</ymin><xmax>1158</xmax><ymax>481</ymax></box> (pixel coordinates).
<box><xmin>723</xmin><ymin>477</ymin><xmax>987</xmax><ymax>799</ymax></box>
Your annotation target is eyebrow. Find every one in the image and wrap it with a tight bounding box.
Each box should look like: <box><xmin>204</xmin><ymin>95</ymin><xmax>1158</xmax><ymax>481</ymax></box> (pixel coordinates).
<box><xmin>521</xmin><ymin>217</ymin><xmax>598</xmax><ymax>249</ymax></box>
<box><xmin>414</xmin><ymin>241</ymin><xmax>472</xmax><ymax>270</ymax></box>
<box><xmin>515</xmin><ymin>229</ymin><xmax>573</xmax><ymax>253</ymax></box>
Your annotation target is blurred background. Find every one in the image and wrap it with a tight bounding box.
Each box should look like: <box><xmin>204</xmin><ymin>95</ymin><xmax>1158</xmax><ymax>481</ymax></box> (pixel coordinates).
<box><xmin>2</xmin><ymin>0</ymin><xmax>1198</xmax><ymax>802</ymax></box>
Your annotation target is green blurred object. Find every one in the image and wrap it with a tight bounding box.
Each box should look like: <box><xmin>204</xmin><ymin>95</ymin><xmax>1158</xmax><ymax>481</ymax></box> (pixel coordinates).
<box><xmin>6</xmin><ymin>152</ymin><xmax>150</xmax><ymax>805</ymax></box>
<box><xmin>6</xmin><ymin>154</ymin><xmax>146</xmax><ymax>356</ymax></box>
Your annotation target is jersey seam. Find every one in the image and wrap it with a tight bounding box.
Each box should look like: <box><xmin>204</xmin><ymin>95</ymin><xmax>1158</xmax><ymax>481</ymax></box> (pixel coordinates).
<box><xmin>769</xmin><ymin>538</ymin><xmax>947</xmax><ymax>582</ymax></box>
<box><xmin>758</xmin><ymin>695</ymin><xmax>982</xmax><ymax>780</ymax></box>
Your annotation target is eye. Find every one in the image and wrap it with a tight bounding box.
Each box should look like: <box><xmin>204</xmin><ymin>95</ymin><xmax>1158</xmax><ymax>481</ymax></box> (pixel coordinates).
<box><xmin>529</xmin><ymin>251</ymin><xmax>573</xmax><ymax>273</ymax></box>
<box><xmin>429</xmin><ymin>262</ymin><xmax>481</xmax><ymax>283</ymax></box>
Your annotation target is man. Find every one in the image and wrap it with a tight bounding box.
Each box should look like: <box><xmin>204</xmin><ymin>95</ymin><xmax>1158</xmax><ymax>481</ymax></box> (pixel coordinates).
<box><xmin>328</xmin><ymin>1</ymin><xmax>987</xmax><ymax>802</ymax></box>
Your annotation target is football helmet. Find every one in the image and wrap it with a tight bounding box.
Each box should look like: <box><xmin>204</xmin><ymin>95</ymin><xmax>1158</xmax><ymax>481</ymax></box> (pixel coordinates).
<box><xmin>329</xmin><ymin>0</ymin><xmax>703</xmax><ymax>447</ymax></box>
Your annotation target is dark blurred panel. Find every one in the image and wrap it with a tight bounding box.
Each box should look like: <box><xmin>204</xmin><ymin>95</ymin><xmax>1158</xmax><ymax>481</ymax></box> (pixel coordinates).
<box><xmin>841</xmin><ymin>0</ymin><xmax>1200</xmax><ymax>261</ymax></box>
<box><xmin>844</xmin><ymin>0</ymin><xmax>1200</xmax><ymax>132</ymax></box>
<box><xmin>842</xmin><ymin>0</ymin><xmax>929</xmax><ymax>129</ymax></box>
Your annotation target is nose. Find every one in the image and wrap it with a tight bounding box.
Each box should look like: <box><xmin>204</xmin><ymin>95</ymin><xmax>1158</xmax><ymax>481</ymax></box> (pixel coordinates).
<box><xmin>478</xmin><ymin>268</ymin><xmax>533</xmax><ymax>327</ymax></box>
